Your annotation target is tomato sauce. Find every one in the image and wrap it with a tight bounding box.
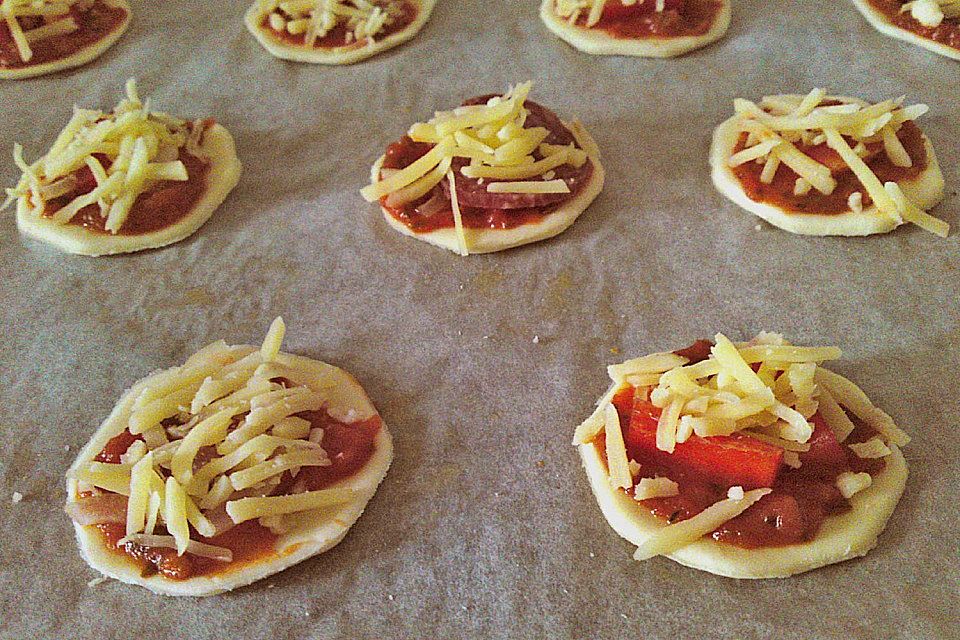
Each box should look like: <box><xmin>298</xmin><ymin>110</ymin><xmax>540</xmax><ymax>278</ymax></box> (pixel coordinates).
<box><xmin>597</xmin><ymin>383</ymin><xmax>886</xmax><ymax>549</ymax></box>
<box><xmin>0</xmin><ymin>1</ymin><xmax>128</xmax><ymax>68</ymax></box>
<box><xmin>867</xmin><ymin>0</ymin><xmax>960</xmax><ymax>50</ymax></box>
<box><xmin>261</xmin><ymin>0</ymin><xmax>416</xmax><ymax>49</ymax></box>
<box><xmin>577</xmin><ymin>0</ymin><xmax>725</xmax><ymax>39</ymax></box>
<box><xmin>40</xmin><ymin>137</ymin><xmax>211</xmax><ymax>236</ymax></box>
<box><xmin>732</xmin><ymin>121</ymin><xmax>928</xmax><ymax>214</ymax></box>
<box><xmin>89</xmin><ymin>409</ymin><xmax>381</xmax><ymax>580</ymax></box>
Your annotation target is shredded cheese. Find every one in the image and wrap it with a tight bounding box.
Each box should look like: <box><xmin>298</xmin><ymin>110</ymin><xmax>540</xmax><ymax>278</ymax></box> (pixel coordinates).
<box><xmin>226</xmin><ymin>487</ymin><xmax>359</xmax><ymax>524</ymax></box>
<box><xmin>4</xmin><ymin>80</ymin><xmax>200</xmax><ymax>235</ymax></box>
<box><xmin>260</xmin><ymin>316</ymin><xmax>286</xmax><ymax>362</ymax></box>
<box><xmin>361</xmin><ymin>82</ymin><xmax>589</xmax><ymax>213</ymax></box>
<box><xmin>485</xmin><ymin>179</ymin><xmax>570</xmax><ymax>194</ymax></box>
<box><xmin>814</xmin><ymin>368</ymin><xmax>910</xmax><ymax>446</ymax></box>
<box><xmin>0</xmin><ymin>0</ymin><xmax>87</xmax><ymax>63</ymax></box>
<box><xmin>633</xmin><ymin>488</ymin><xmax>771</xmax><ymax>560</ymax></box>
<box><xmin>901</xmin><ymin>0</ymin><xmax>960</xmax><ymax>27</ymax></box>
<box><xmin>633</xmin><ymin>477</ymin><xmax>680</xmax><ymax>500</ymax></box>
<box><xmin>258</xmin><ymin>0</ymin><xmax>403</xmax><ymax>46</ymax></box>
<box><xmin>554</xmin><ymin>0</ymin><xmax>665</xmax><ymax>27</ymax></box>
<box><xmin>68</xmin><ymin>318</ymin><xmax>377</xmax><ymax>560</ymax></box>
<box><xmin>848</xmin><ymin>437</ymin><xmax>892</xmax><ymax>459</ymax></box>
<box><xmin>447</xmin><ymin>168</ymin><xmax>469</xmax><ymax>256</ymax></box>
<box><xmin>728</xmin><ymin>89</ymin><xmax>948</xmax><ymax>236</ymax></box>
<box><xmin>597</xmin><ymin>335</ymin><xmax>858</xmax><ymax>452</ymax></box>
<box><xmin>836</xmin><ymin>471</ymin><xmax>872</xmax><ymax>499</ymax></box>
<box><xmin>604</xmin><ymin>404</ymin><xmax>632</xmax><ymax>489</ymax></box>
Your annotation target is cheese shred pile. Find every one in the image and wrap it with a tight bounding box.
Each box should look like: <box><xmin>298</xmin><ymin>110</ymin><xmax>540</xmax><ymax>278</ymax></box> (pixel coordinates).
<box><xmin>68</xmin><ymin>318</ymin><xmax>361</xmax><ymax>561</ymax></box>
<box><xmin>574</xmin><ymin>332</ymin><xmax>908</xmax><ymax>561</ymax></box>
<box><xmin>259</xmin><ymin>0</ymin><xmax>402</xmax><ymax>46</ymax></box>
<box><xmin>554</xmin><ymin>0</ymin><xmax>666</xmax><ymax>27</ymax></box>
<box><xmin>0</xmin><ymin>0</ymin><xmax>88</xmax><ymax>63</ymax></box>
<box><xmin>3</xmin><ymin>80</ymin><xmax>204</xmax><ymax>234</ymax></box>
<box><xmin>361</xmin><ymin>80</ymin><xmax>590</xmax><ymax>211</ymax></box>
<box><xmin>728</xmin><ymin>89</ymin><xmax>948</xmax><ymax>237</ymax></box>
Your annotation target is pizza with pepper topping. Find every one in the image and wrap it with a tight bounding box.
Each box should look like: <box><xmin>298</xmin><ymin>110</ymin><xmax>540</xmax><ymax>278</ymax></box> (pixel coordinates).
<box><xmin>361</xmin><ymin>81</ymin><xmax>604</xmax><ymax>255</ymax></box>
<box><xmin>710</xmin><ymin>89</ymin><xmax>948</xmax><ymax>237</ymax></box>
<box><xmin>65</xmin><ymin>318</ymin><xmax>393</xmax><ymax>596</ymax></box>
<box><xmin>540</xmin><ymin>0</ymin><xmax>730</xmax><ymax>57</ymax></box>
<box><xmin>245</xmin><ymin>0</ymin><xmax>436</xmax><ymax>64</ymax></box>
<box><xmin>4</xmin><ymin>80</ymin><xmax>242</xmax><ymax>256</ymax></box>
<box><xmin>575</xmin><ymin>333</ymin><xmax>909</xmax><ymax>578</ymax></box>
<box><xmin>0</xmin><ymin>0</ymin><xmax>130</xmax><ymax>80</ymax></box>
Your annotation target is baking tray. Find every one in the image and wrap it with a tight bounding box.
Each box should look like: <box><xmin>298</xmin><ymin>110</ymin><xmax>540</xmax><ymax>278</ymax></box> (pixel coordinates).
<box><xmin>0</xmin><ymin>0</ymin><xmax>957</xmax><ymax>638</ymax></box>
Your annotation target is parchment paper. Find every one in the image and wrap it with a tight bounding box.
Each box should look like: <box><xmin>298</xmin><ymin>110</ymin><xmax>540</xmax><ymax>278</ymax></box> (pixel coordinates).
<box><xmin>1</xmin><ymin>1</ymin><xmax>958</xmax><ymax>638</ymax></box>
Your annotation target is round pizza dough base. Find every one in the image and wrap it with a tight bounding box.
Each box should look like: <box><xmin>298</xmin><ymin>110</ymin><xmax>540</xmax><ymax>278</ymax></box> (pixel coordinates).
<box><xmin>0</xmin><ymin>0</ymin><xmax>131</xmax><ymax>80</ymax></box>
<box><xmin>245</xmin><ymin>0</ymin><xmax>436</xmax><ymax>65</ymax></box>
<box><xmin>709</xmin><ymin>105</ymin><xmax>946</xmax><ymax>236</ymax></box>
<box><xmin>539</xmin><ymin>0</ymin><xmax>730</xmax><ymax>58</ymax></box>
<box><xmin>16</xmin><ymin>123</ymin><xmax>242</xmax><ymax>256</ymax></box>
<box><xmin>580</xmin><ymin>433</ymin><xmax>908</xmax><ymax>579</ymax></box>
<box><xmin>372</xmin><ymin>122</ymin><xmax>605</xmax><ymax>255</ymax></box>
<box><xmin>66</xmin><ymin>348</ymin><xmax>394</xmax><ymax>597</ymax></box>
<box><xmin>849</xmin><ymin>0</ymin><xmax>960</xmax><ymax>62</ymax></box>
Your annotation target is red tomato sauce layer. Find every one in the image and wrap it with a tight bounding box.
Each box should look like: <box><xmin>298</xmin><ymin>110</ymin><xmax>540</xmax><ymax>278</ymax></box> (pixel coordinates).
<box><xmin>867</xmin><ymin>0</ymin><xmax>960</xmax><ymax>50</ymax></box>
<box><xmin>595</xmin><ymin>384</ymin><xmax>885</xmax><ymax>549</ymax></box>
<box><xmin>39</xmin><ymin>124</ymin><xmax>213</xmax><ymax>236</ymax></box>
<box><xmin>262</xmin><ymin>0</ymin><xmax>417</xmax><ymax>49</ymax></box>
<box><xmin>576</xmin><ymin>0</ymin><xmax>725</xmax><ymax>39</ymax></box>
<box><xmin>0</xmin><ymin>1</ymin><xmax>127</xmax><ymax>68</ymax></box>
<box><xmin>91</xmin><ymin>409</ymin><xmax>381</xmax><ymax>580</ymax></box>
<box><xmin>732</xmin><ymin>120</ymin><xmax>928</xmax><ymax>215</ymax></box>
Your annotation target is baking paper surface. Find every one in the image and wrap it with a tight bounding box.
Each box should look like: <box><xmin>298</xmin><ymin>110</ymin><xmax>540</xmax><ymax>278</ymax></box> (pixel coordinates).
<box><xmin>0</xmin><ymin>1</ymin><xmax>958</xmax><ymax>638</ymax></box>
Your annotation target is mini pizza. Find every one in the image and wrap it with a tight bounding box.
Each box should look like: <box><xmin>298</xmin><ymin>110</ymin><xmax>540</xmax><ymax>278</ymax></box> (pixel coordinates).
<box><xmin>575</xmin><ymin>333</ymin><xmax>910</xmax><ymax>578</ymax></box>
<box><xmin>0</xmin><ymin>0</ymin><xmax>130</xmax><ymax>80</ymax></box>
<box><xmin>4</xmin><ymin>80</ymin><xmax>242</xmax><ymax>256</ymax></box>
<box><xmin>65</xmin><ymin>318</ymin><xmax>393</xmax><ymax>596</ymax></box>
<box><xmin>540</xmin><ymin>0</ymin><xmax>731</xmax><ymax>58</ymax></box>
<box><xmin>710</xmin><ymin>89</ymin><xmax>948</xmax><ymax>237</ymax></box>
<box><xmin>851</xmin><ymin>0</ymin><xmax>960</xmax><ymax>61</ymax></box>
<box><xmin>361</xmin><ymin>82</ymin><xmax>604</xmax><ymax>255</ymax></box>
<box><xmin>245</xmin><ymin>0</ymin><xmax>436</xmax><ymax>65</ymax></box>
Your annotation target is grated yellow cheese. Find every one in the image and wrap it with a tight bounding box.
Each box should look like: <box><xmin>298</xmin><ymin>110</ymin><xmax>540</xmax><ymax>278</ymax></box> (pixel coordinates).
<box><xmin>70</xmin><ymin>319</ymin><xmax>378</xmax><ymax>564</ymax></box>
<box><xmin>226</xmin><ymin>487</ymin><xmax>359</xmax><ymax>524</ymax></box>
<box><xmin>609</xmin><ymin>334</ymin><xmax>869</xmax><ymax>453</ymax></box>
<box><xmin>633</xmin><ymin>477</ymin><xmax>680</xmax><ymax>500</ymax></box>
<box><xmin>361</xmin><ymin>82</ymin><xmax>590</xmax><ymax>211</ymax></box>
<box><xmin>553</xmin><ymin>0</ymin><xmax>664</xmax><ymax>27</ymax></box>
<box><xmin>4</xmin><ymin>81</ymin><xmax>196</xmax><ymax>235</ymax></box>
<box><xmin>728</xmin><ymin>89</ymin><xmax>947</xmax><ymax>235</ymax></box>
<box><xmin>259</xmin><ymin>0</ymin><xmax>401</xmax><ymax>46</ymax></box>
<box><xmin>604</xmin><ymin>404</ymin><xmax>633</xmax><ymax>489</ymax></box>
<box><xmin>848</xmin><ymin>437</ymin><xmax>892</xmax><ymax>459</ymax></box>
<box><xmin>447</xmin><ymin>168</ymin><xmax>469</xmax><ymax>256</ymax></box>
<box><xmin>836</xmin><ymin>471</ymin><xmax>872</xmax><ymax>499</ymax></box>
<box><xmin>0</xmin><ymin>0</ymin><xmax>86</xmax><ymax>62</ymax></box>
<box><xmin>633</xmin><ymin>488</ymin><xmax>771</xmax><ymax>560</ymax></box>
